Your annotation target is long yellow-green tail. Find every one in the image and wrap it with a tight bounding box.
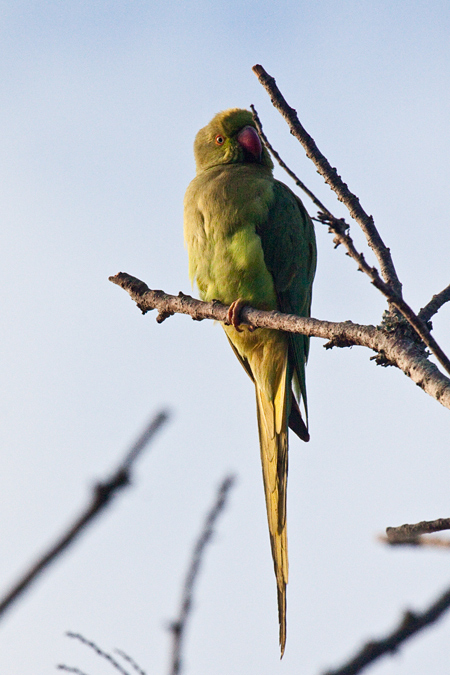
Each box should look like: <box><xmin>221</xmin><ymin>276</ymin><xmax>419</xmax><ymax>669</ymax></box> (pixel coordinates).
<box><xmin>255</xmin><ymin>355</ymin><xmax>289</xmax><ymax>657</ymax></box>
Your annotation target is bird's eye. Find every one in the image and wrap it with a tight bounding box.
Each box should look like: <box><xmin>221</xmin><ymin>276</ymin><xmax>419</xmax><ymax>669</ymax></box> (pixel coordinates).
<box><xmin>215</xmin><ymin>135</ymin><xmax>225</xmax><ymax>146</ymax></box>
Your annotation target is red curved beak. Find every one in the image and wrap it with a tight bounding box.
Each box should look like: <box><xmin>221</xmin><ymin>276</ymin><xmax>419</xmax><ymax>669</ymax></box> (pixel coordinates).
<box><xmin>237</xmin><ymin>125</ymin><xmax>262</xmax><ymax>160</ymax></box>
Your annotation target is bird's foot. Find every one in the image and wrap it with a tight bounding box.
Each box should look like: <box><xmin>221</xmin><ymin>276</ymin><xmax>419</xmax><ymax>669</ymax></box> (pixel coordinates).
<box><xmin>227</xmin><ymin>298</ymin><xmax>255</xmax><ymax>332</ymax></box>
<box><xmin>227</xmin><ymin>299</ymin><xmax>245</xmax><ymax>331</ymax></box>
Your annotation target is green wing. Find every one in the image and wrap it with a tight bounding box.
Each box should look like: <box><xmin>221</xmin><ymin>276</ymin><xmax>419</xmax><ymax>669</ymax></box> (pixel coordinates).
<box><xmin>256</xmin><ymin>180</ymin><xmax>317</xmax><ymax>422</ymax></box>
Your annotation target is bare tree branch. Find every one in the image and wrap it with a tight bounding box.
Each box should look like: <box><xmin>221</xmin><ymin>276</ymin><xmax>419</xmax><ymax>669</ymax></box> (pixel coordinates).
<box><xmin>109</xmin><ymin>273</ymin><xmax>450</xmax><ymax>411</ymax></box>
<box><xmin>251</xmin><ymin>63</ymin><xmax>402</xmax><ymax>297</ymax></box>
<box><xmin>61</xmin><ymin>633</ymin><xmax>132</xmax><ymax>675</ymax></box>
<box><xmin>385</xmin><ymin>517</ymin><xmax>450</xmax><ymax>543</ymax></box>
<box><xmin>250</xmin><ymin>106</ymin><xmax>366</xmax><ymax>275</ymax></box>
<box><xmin>57</xmin><ymin>666</ymin><xmax>91</xmax><ymax>675</ymax></box>
<box><xmin>250</xmin><ymin>104</ymin><xmax>332</xmax><ymax>216</ymax></box>
<box><xmin>168</xmin><ymin>475</ymin><xmax>236</xmax><ymax>675</ymax></box>
<box><xmin>251</xmin><ymin>64</ymin><xmax>450</xmax><ymax>378</ymax></box>
<box><xmin>0</xmin><ymin>411</ymin><xmax>169</xmax><ymax>620</ymax></box>
<box><xmin>322</xmin><ymin>585</ymin><xmax>450</xmax><ymax>675</ymax></box>
<box><xmin>115</xmin><ymin>649</ymin><xmax>147</xmax><ymax>675</ymax></box>
<box><xmin>419</xmin><ymin>283</ymin><xmax>450</xmax><ymax>324</ymax></box>
<box><xmin>253</xmin><ymin>103</ymin><xmax>438</xmax><ymax>370</ymax></box>
<box><xmin>334</xmin><ymin>518</ymin><xmax>450</xmax><ymax>671</ymax></box>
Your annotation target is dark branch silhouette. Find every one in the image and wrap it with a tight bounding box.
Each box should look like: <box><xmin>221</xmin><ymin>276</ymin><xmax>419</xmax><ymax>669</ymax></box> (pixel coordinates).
<box><xmin>57</xmin><ymin>667</ymin><xmax>91</xmax><ymax>675</ymax></box>
<box><xmin>0</xmin><ymin>411</ymin><xmax>169</xmax><ymax>620</ymax></box>
<box><xmin>114</xmin><ymin>649</ymin><xmax>147</xmax><ymax>675</ymax></box>
<box><xmin>168</xmin><ymin>475</ymin><xmax>236</xmax><ymax>675</ymax></box>
<box><xmin>379</xmin><ymin>535</ymin><xmax>450</xmax><ymax>549</ymax></box>
<box><xmin>57</xmin><ymin>478</ymin><xmax>234</xmax><ymax>675</ymax></box>
<box><xmin>322</xmin><ymin>585</ymin><xmax>450</xmax><ymax>675</ymax></box>
<box><xmin>59</xmin><ymin>633</ymin><xmax>133</xmax><ymax>675</ymax></box>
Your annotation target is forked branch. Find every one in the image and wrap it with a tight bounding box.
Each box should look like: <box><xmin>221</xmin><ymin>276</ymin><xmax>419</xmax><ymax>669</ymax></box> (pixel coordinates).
<box><xmin>252</xmin><ymin>63</ymin><xmax>402</xmax><ymax>296</ymax></box>
<box><xmin>251</xmin><ymin>64</ymin><xmax>450</xmax><ymax>379</ymax></box>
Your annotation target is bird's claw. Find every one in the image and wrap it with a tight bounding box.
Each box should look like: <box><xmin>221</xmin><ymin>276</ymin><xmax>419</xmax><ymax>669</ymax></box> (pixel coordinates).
<box><xmin>227</xmin><ymin>299</ymin><xmax>245</xmax><ymax>331</ymax></box>
<box><xmin>227</xmin><ymin>298</ymin><xmax>255</xmax><ymax>332</ymax></box>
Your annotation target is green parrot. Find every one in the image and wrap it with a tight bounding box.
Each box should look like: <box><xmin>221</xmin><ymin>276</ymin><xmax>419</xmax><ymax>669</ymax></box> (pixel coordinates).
<box><xmin>184</xmin><ymin>108</ymin><xmax>316</xmax><ymax>656</ymax></box>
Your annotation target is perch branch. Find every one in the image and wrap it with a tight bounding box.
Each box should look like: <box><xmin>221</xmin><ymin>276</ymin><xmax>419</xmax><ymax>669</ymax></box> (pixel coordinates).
<box><xmin>168</xmin><ymin>475</ymin><xmax>236</xmax><ymax>675</ymax></box>
<box><xmin>322</xmin><ymin>584</ymin><xmax>450</xmax><ymax>675</ymax></box>
<box><xmin>251</xmin><ymin>64</ymin><xmax>450</xmax><ymax>378</ymax></box>
<box><xmin>109</xmin><ymin>273</ymin><xmax>450</xmax><ymax>411</ymax></box>
<box><xmin>0</xmin><ymin>411</ymin><xmax>168</xmax><ymax>620</ymax></box>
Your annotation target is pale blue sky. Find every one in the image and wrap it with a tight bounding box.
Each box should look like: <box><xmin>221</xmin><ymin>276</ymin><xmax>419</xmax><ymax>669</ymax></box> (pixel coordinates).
<box><xmin>1</xmin><ymin>2</ymin><xmax>450</xmax><ymax>673</ymax></box>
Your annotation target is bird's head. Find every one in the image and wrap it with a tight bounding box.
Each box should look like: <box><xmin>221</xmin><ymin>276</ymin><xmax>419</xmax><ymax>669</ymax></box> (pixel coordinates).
<box><xmin>193</xmin><ymin>108</ymin><xmax>273</xmax><ymax>173</ymax></box>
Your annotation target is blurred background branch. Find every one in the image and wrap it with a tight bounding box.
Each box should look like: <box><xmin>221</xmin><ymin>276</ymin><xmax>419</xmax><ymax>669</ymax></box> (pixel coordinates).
<box><xmin>322</xmin><ymin>584</ymin><xmax>450</xmax><ymax>675</ymax></box>
<box><xmin>168</xmin><ymin>475</ymin><xmax>236</xmax><ymax>675</ymax></box>
<box><xmin>0</xmin><ymin>411</ymin><xmax>169</xmax><ymax>621</ymax></box>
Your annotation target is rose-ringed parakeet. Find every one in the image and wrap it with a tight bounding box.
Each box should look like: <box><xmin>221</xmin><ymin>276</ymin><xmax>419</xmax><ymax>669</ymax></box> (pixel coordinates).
<box><xmin>184</xmin><ymin>108</ymin><xmax>316</xmax><ymax>656</ymax></box>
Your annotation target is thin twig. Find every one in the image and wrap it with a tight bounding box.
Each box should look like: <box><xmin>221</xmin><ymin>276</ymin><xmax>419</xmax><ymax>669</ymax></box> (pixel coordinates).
<box><xmin>252</xmin><ymin>64</ymin><xmax>450</xmax><ymax>379</ymax></box>
<box><xmin>57</xmin><ymin>667</ymin><xmax>91</xmax><ymax>675</ymax></box>
<box><xmin>386</xmin><ymin>517</ymin><xmax>450</xmax><ymax>543</ymax></box>
<box><xmin>65</xmin><ymin>633</ymin><xmax>131</xmax><ymax>675</ymax></box>
<box><xmin>251</xmin><ymin>107</ymin><xmax>391</xmax><ymax>322</ymax></box>
<box><xmin>168</xmin><ymin>475</ymin><xmax>236</xmax><ymax>675</ymax></box>
<box><xmin>109</xmin><ymin>273</ymin><xmax>450</xmax><ymax>411</ymax></box>
<box><xmin>0</xmin><ymin>411</ymin><xmax>169</xmax><ymax>620</ymax></box>
<box><xmin>322</xmin><ymin>585</ymin><xmax>450</xmax><ymax>675</ymax></box>
<box><xmin>252</xmin><ymin>104</ymin><xmax>426</xmax><ymax>354</ymax></box>
<box><xmin>252</xmin><ymin>63</ymin><xmax>402</xmax><ymax>297</ymax></box>
<box><xmin>251</xmin><ymin>105</ymin><xmax>355</xmax><ymax>258</ymax></box>
<box><xmin>115</xmin><ymin>649</ymin><xmax>147</xmax><ymax>675</ymax></box>
<box><xmin>250</xmin><ymin>104</ymin><xmax>332</xmax><ymax>216</ymax></box>
<box><xmin>419</xmin><ymin>283</ymin><xmax>450</xmax><ymax>323</ymax></box>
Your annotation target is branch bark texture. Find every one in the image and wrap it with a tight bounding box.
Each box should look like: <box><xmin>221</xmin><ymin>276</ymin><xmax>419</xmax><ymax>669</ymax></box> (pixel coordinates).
<box><xmin>386</xmin><ymin>517</ymin><xmax>450</xmax><ymax>543</ymax></box>
<box><xmin>109</xmin><ymin>273</ymin><xmax>450</xmax><ymax>412</ymax></box>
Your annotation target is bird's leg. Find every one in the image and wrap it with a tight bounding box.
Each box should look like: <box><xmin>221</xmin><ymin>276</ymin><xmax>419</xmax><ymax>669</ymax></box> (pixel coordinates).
<box><xmin>227</xmin><ymin>298</ymin><xmax>256</xmax><ymax>332</ymax></box>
